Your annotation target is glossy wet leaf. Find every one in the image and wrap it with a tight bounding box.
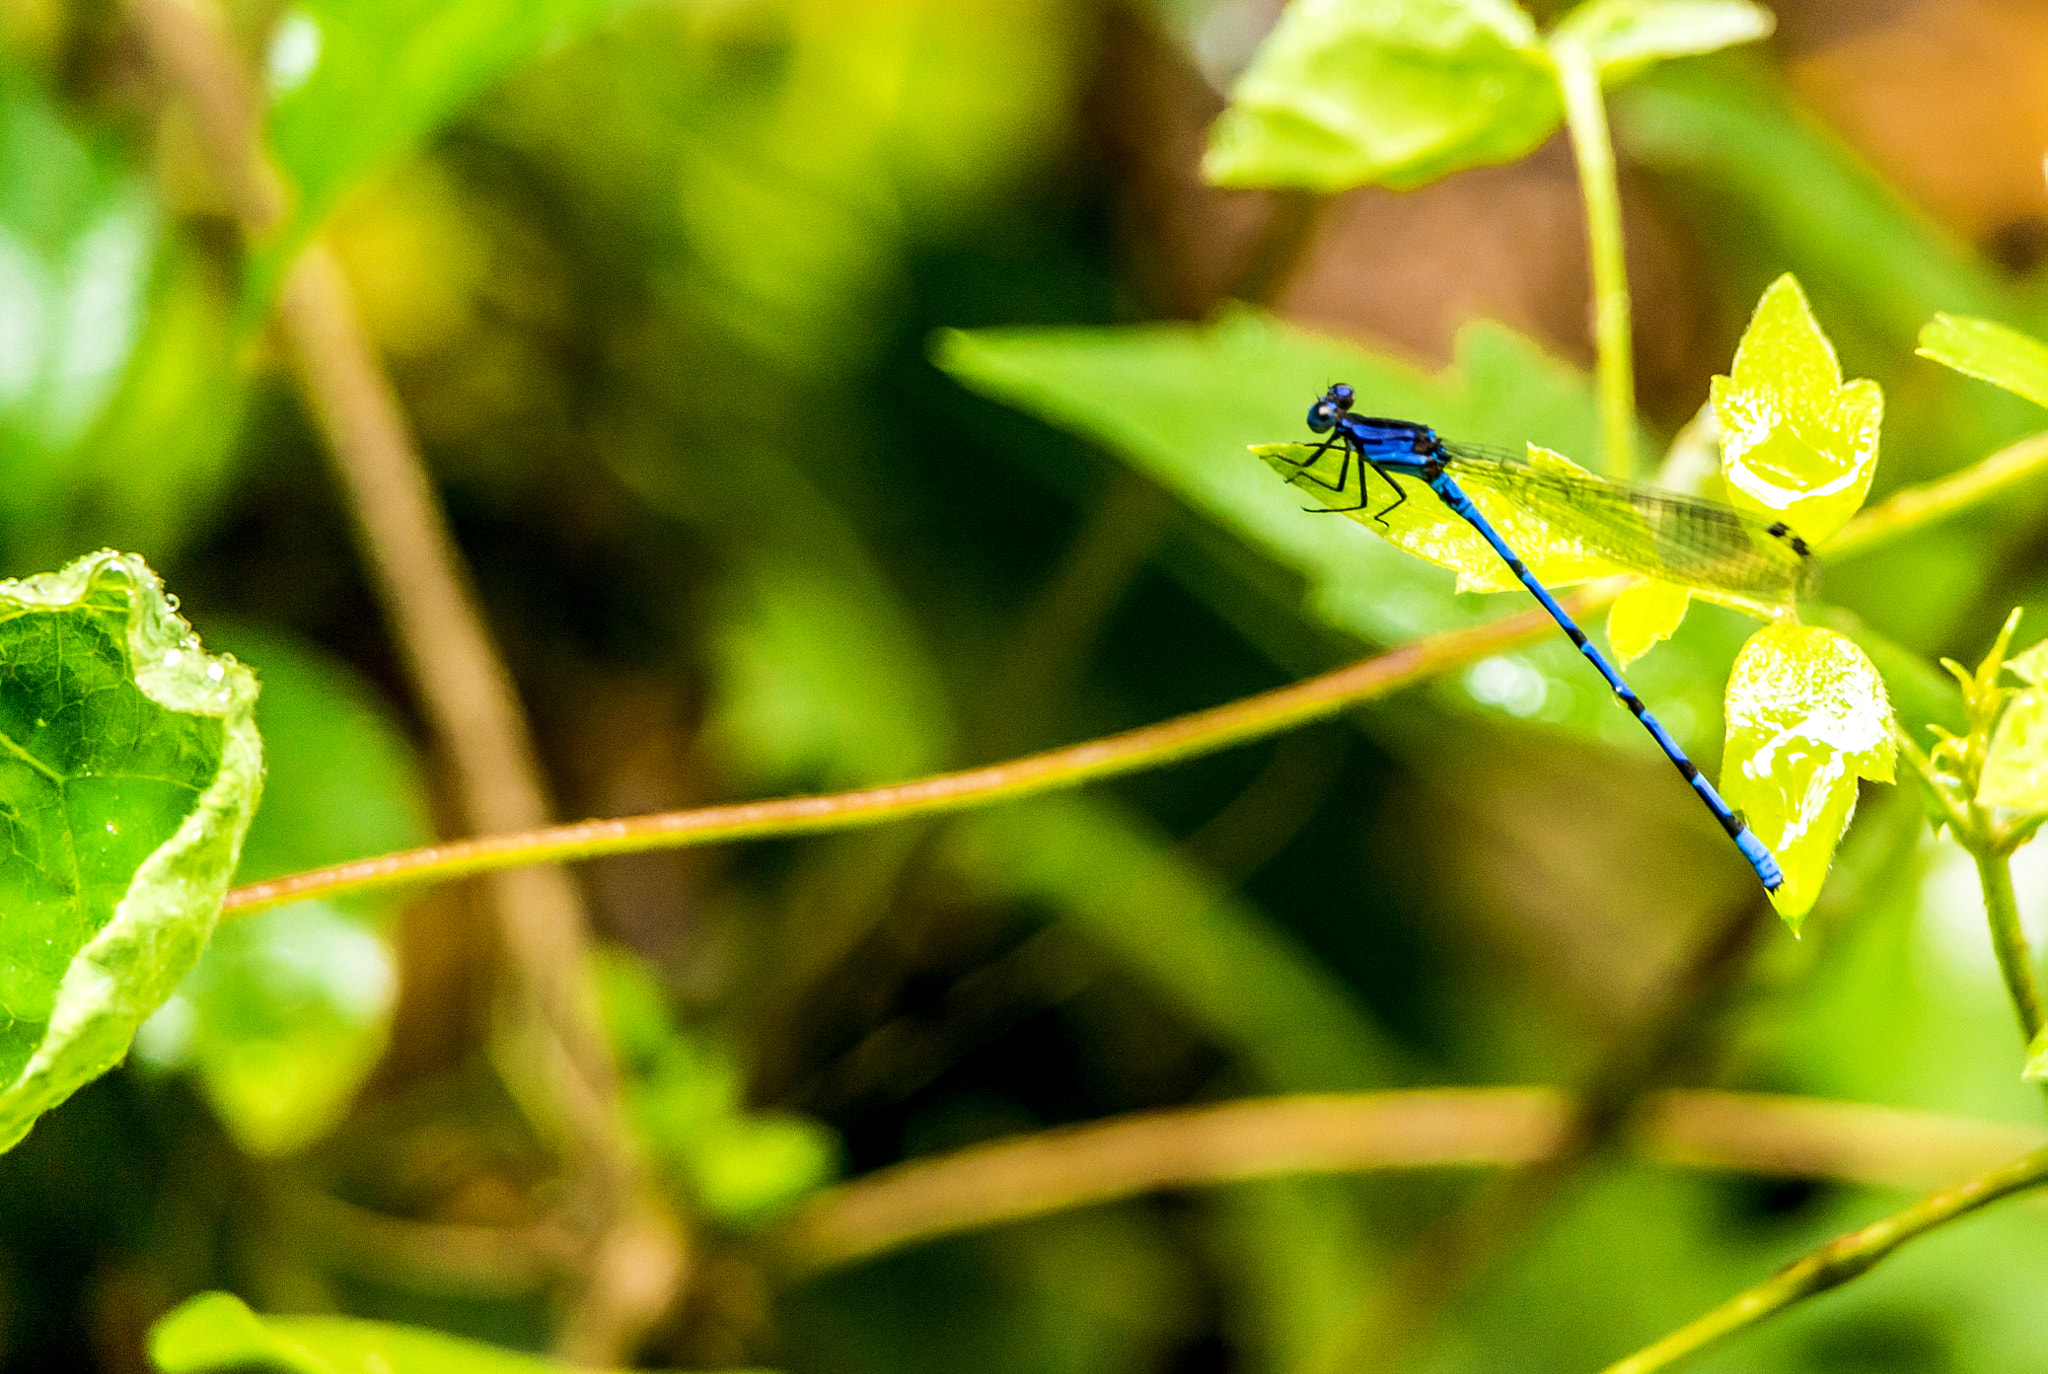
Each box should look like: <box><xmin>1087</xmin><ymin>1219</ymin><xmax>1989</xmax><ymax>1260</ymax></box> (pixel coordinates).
<box><xmin>1607</xmin><ymin>578</ymin><xmax>1693</xmax><ymax>666</ymax></box>
<box><xmin>1917</xmin><ymin>315</ymin><xmax>2048</xmax><ymax>413</ymax></box>
<box><xmin>151</xmin><ymin>1291</ymin><xmax>747</xmax><ymax>1374</ymax></box>
<box><xmin>1547</xmin><ymin>0</ymin><xmax>1773</xmax><ymax>81</ymax></box>
<box><xmin>1202</xmin><ymin>0</ymin><xmax>1557</xmax><ymax>192</ymax></box>
<box><xmin>0</xmin><ymin>551</ymin><xmax>262</xmax><ymax>1152</ymax></box>
<box><xmin>1256</xmin><ymin>440</ymin><xmax>1633</xmax><ymax>594</ymax></box>
<box><xmin>252</xmin><ymin>0</ymin><xmax>629</xmax><ymax>309</ymax></box>
<box><xmin>134</xmin><ymin>627</ymin><xmax>428</xmax><ymax>1156</ymax></box>
<box><xmin>1721</xmin><ymin>624</ymin><xmax>1894</xmax><ymax>928</ymax></box>
<box><xmin>1710</xmin><ymin>274</ymin><xmax>1882</xmax><ymax>543</ymax></box>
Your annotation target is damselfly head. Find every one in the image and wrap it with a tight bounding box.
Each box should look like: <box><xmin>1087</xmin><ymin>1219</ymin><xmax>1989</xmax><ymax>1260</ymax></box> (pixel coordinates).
<box><xmin>1306</xmin><ymin>383</ymin><xmax>1355</xmax><ymax>433</ymax></box>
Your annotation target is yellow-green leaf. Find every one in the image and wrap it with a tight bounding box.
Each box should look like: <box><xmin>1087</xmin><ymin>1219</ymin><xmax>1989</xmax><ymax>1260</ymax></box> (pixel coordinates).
<box><xmin>2008</xmin><ymin>636</ymin><xmax>2048</xmax><ymax>688</ymax></box>
<box><xmin>1709</xmin><ymin>274</ymin><xmax>1882</xmax><ymax>543</ymax></box>
<box><xmin>1255</xmin><ymin>441</ymin><xmax>1633</xmax><ymax>593</ymax></box>
<box><xmin>2025</xmin><ymin>1023</ymin><xmax>2048</xmax><ymax>1082</ymax></box>
<box><xmin>1607</xmin><ymin>578</ymin><xmax>1692</xmax><ymax>667</ymax></box>
<box><xmin>1916</xmin><ymin>314</ymin><xmax>2048</xmax><ymax>413</ymax></box>
<box><xmin>1548</xmin><ymin>0</ymin><xmax>1774</xmax><ymax>82</ymax></box>
<box><xmin>1981</xmin><ymin>690</ymin><xmax>2048</xmax><ymax>810</ymax></box>
<box><xmin>1203</xmin><ymin>0</ymin><xmax>1557</xmax><ymax>193</ymax></box>
<box><xmin>1721</xmin><ymin>624</ymin><xmax>1895</xmax><ymax>929</ymax></box>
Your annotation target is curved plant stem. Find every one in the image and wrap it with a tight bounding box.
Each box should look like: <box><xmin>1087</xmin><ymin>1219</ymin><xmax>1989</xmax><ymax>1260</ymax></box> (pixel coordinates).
<box><xmin>777</xmin><ymin>1088</ymin><xmax>2046</xmax><ymax>1276</ymax></box>
<box><xmin>223</xmin><ymin>591</ymin><xmax>1590</xmax><ymax>917</ymax></box>
<box><xmin>128</xmin><ymin>0</ymin><xmax>678</xmax><ymax>1355</ymax></box>
<box><xmin>1601</xmin><ymin>1139</ymin><xmax>2048</xmax><ymax>1374</ymax></box>
<box><xmin>1554</xmin><ymin>39</ymin><xmax>1634</xmax><ymax>479</ymax></box>
<box><xmin>1976</xmin><ymin>847</ymin><xmax>2047</xmax><ymax>1042</ymax></box>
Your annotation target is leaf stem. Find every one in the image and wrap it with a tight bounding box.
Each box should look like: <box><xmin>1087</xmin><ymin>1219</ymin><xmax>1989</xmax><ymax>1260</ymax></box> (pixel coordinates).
<box><xmin>1600</xmin><ymin>1139</ymin><xmax>2048</xmax><ymax>1374</ymax></box>
<box><xmin>222</xmin><ymin>593</ymin><xmax>1594</xmax><ymax>917</ymax></box>
<box><xmin>1554</xmin><ymin>39</ymin><xmax>1634</xmax><ymax>478</ymax></box>
<box><xmin>1975</xmin><ymin>846</ymin><xmax>2048</xmax><ymax>1042</ymax></box>
<box><xmin>780</xmin><ymin>1089</ymin><xmax>2048</xmax><ymax>1276</ymax></box>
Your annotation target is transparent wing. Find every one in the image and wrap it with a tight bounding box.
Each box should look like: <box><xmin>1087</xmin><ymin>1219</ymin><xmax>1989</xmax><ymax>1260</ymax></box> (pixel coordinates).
<box><xmin>1439</xmin><ymin>443</ymin><xmax>1818</xmax><ymax>605</ymax></box>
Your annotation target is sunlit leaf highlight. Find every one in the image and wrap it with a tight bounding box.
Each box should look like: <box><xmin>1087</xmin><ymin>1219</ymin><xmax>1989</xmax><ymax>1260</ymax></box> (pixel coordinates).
<box><xmin>1917</xmin><ymin>314</ymin><xmax>2048</xmax><ymax>414</ymax></box>
<box><xmin>1548</xmin><ymin>0</ymin><xmax>1774</xmax><ymax>81</ymax></box>
<box><xmin>1255</xmin><ymin>440</ymin><xmax>1634</xmax><ymax>595</ymax></box>
<box><xmin>1202</xmin><ymin>0</ymin><xmax>1557</xmax><ymax>192</ymax></box>
<box><xmin>1710</xmin><ymin>273</ymin><xmax>1882</xmax><ymax>543</ymax></box>
<box><xmin>1721</xmin><ymin>624</ymin><xmax>1894</xmax><ymax>928</ymax></box>
<box><xmin>1607</xmin><ymin>577</ymin><xmax>1694</xmax><ymax>666</ymax></box>
<box><xmin>1978</xmin><ymin>632</ymin><xmax>2048</xmax><ymax>812</ymax></box>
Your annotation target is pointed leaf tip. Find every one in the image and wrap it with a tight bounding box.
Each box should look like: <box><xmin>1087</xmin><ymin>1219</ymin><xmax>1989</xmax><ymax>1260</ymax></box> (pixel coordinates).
<box><xmin>1711</xmin><ymin>274</ymin><xmax>1882</xmax><ymax>545</ymax></box>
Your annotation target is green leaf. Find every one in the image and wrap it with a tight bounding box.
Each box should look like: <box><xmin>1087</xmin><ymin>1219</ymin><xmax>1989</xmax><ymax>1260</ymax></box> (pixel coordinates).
<box><xmin>0</xmin><ymin>551</ymin><xmax>261</xmax><ymax>1152</ymax></box>
<box><xmin>1547</xmin><ymin>0</ymin><xmax>1773</xmax><ymax>81</ymax></box>
<box><xmin>251</xmin><ymin>0</ymin><xmax>630</xmax><ymax>310</ymax></box>
<box><xmin>150</xmin><ymin>1291</ymin><xmax>753</xmax><ymax>1374</ymax></box>
<box><xmin>2007</xmin><ymin>636</ymin><xmax>2048</xmax><ymax>688</ymax></box>
<box><xmin>1202</xmin><ymin>0</ymin><xmax>1558</xmax><ymax>192</ymax></box>
<box><xmin>2024</xmin><ymin>1023</ymin><xmax>2048</xmax><ymax>1083</ymax></box>
<box><xmin>1916</xmin><ymin>314</ymin><xmax>2048</xmax><ymax>413</ymax></box>
<box><xmin>1978</xmin><ymin>633</ymin><xmax>2048</xmax><ymax>811</ymax></box>
<box><xmin>1720</xmin><ymin>624</ymin><xmax>1894</xmax><ymax>929</ymax></box>
<box><xmin>937</xmin><ymin>308</ymin><xmax>1611</xmax><ymax>645</ymax></box>
<box><xmin>1709</xmin><ymin>274</ymin><xmax>1882</xmax><ymax>544</ymax></box>
<box><xmin>1257</xmin><ymin>440</ymin><xmax>1633</xmax><ymax>594</ymax></box>
<box><xmin>1606</xmin><ymin>578</ymin><xmax>1693</xmax><ymax>666</ymax></box>
<box><xmin>1982</xmin><ymin>691</ymin><xmax>2048</xmax><ymax>811</ymax></box>
<box><xmin>134</xmin><ymin>626</ymin><xmax>429</xmax><ymax>1156</ymax></box>
<box><xmin>597</xmin><ymin>949</ymin><xmax>838</xmax><ymax>1228</ymax></box>
<box><xmin>0</xmin><ymin>68</ymin><xmax>160</xmax><ymax>501</ymax></box>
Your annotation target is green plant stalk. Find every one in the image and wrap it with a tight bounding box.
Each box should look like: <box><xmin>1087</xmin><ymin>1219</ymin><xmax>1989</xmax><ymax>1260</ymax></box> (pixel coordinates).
<box><xmin>1975</xmin><ymin>845</ymin><xmax>2047</xmax><ymax>1043</ymax></box>
<box><xmin>222</xmin><ymin>591</ymin><xmax>1598</xmax><ymax>917</ymax></box>
<box><xmin>1826</xmin><ymin>430</ymin><xmax>2048</xmax><ymax>560</ymax></box>
<box><xmin>1554</xmin><ymin>40</ymin><xmax>1634</xmax><ymax>478</ymax></box>
<box><xmin>1601</xmin><ymin>1139</ymin><xmax>2048</xmax><ymax>1374</ymax></box>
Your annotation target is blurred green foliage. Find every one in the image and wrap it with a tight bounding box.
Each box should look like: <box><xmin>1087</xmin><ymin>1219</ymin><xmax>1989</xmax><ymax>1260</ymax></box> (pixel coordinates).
<box><xmin>0</xmin><ymin>0</ymin><xmax>2045</xmax><ymax>1371</ymax></box>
